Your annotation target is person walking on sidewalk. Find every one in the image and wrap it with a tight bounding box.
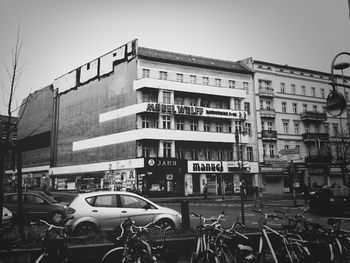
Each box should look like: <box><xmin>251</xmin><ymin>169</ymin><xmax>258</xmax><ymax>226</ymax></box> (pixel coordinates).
<box><xmin>203</xmin><ymin>184</ymin><xmax>208</xmax><ymax>200</ymax></box>
<box><xmin>253</xmin><ymin>186</ymin><xmax>263</xmax><ymax>208</ymax></box>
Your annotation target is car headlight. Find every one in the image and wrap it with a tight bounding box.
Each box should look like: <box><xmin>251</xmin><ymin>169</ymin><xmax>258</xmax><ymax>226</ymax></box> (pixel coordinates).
<box><xmin>330</xmin><ymin>198</ymin><xmax>335</xmax><ymax>202</ymax></box>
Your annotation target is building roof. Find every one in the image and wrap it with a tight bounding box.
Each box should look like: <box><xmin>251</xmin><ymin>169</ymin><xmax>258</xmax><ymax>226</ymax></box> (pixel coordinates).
<box><xmin>138</xmin><ymin>47</ymin><xmax>253</xmax><ymax>75</ymax></box>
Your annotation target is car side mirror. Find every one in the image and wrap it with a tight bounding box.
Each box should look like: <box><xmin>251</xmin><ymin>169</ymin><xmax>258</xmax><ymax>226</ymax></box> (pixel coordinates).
<box><xmin>143</xmin><ymin>203</ymin><xmax>151</xmax><ymax>210</ymax></box>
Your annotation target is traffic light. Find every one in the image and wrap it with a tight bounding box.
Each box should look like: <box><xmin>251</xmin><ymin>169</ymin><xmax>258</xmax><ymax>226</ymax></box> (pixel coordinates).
<box><xmin>326</xmin><ymin>89</ymin><xmax>346</xmax><ymax>116</ymax></box>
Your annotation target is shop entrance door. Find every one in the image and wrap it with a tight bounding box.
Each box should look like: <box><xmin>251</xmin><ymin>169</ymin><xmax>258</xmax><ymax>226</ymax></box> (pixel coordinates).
<box><xmin>192</xmin><ymin>174</ymin><xmax>200</xmax><ymax>195</ymax></box>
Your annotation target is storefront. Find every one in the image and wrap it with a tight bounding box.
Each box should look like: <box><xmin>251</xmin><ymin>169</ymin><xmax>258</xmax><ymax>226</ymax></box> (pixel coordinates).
<box><xmin>186</xmin><ymin>161</ymin><xmax>231</xmax><ymax>196</ymax></box>
<box><xmin>260</xmin><ymin>166</ymin><xmax>287</xmax><ymax>194</ymax></box>
<box><xmin>137</xmin><ymin>158</ymin><xmax>186</xmax><ymax>197</ymax></box>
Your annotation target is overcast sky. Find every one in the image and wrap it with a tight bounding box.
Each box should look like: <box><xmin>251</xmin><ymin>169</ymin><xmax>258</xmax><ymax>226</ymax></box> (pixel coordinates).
<box><xmin>1</xmin><ymin>0</ymin><xmax>350</xmax><ymax>116</ymax></box>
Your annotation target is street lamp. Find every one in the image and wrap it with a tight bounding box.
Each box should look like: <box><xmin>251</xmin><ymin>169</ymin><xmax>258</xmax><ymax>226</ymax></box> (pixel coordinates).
<box><xmin>328</xmin><ymin>52</ymin><xmax>350</xmax><ymax>186</ymax></box>
<box><xmin>235</xmin><ymin>127</ymin><xmax>246</xmax><ymax>225</ymax></box>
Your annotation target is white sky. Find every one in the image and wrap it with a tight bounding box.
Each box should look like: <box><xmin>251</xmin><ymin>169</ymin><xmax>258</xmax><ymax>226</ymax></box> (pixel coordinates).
<box><xmin>1</xmin><ymin>0</ymin><xmax>350</xmax><ymax>116</ymax></box>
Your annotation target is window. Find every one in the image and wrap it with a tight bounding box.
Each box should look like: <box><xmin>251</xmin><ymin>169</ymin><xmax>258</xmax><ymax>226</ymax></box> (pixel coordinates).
<box><xmin>234</xmin><ymin>99</ymin><xmax>241</xmax><ymax>110</ymax></box>
<box><xmin>245</xmin><ymin>123</ymin><xmax>251</xmax><ymax>135</ymax></box>
<box><xmin>333</xmin><ymin>124</ymin><xmax>339</xmax><ymax>136</ymax></box>
<box><xmin>292</xmin><ymin>103</ymin><xmax>297</xmax><ymax>114</ymax></box>
<box><xmin>321</xmin><ymin>88</ymin><xmax>325</xmax><ymax>98</ymax></box>
<box><xmin>190</xmin><ymin>120</ymin><xmax>198</xmax><ymax>131</ymax></box>
<box><xmin>204</xmin><ymin>121</ymin><xmax>210</xmax><ymax>132</ymax></box>
<box><xmin>244</xmin><ymin>102</ymin><xmax>250</xmax><ymax>115</ymax></box>
<box><xmin>243</xmin><ymin>82</ymin><xmax>249</xmax><ymax>94</ymax></box>
<box><xmin>142</xmin><ymin>116</ymin><xmax>150</xmax><ymax>128</ymax></box>
<box><xmin>266</xmin><ymin>101</ymin><xmax>271</xmax><ymax>110</ymax></box>
<box><xmin>163</xmin><ymin>91</ymin><xmax>171</xmax><ymax>104</ymax></box>
<box><xmin>346</xmin><ymin>92</ymin><xmax>349</xmax><ymax>101</ymax></box>
<box><xmin>267</xmin><ymin>122</ymin><xmax>272</xmax><ymax>131</ymax></box>
<box><xmin>291</xmin><ymin>84</ymin><xmax>296</xmax><ymax>94</ymax></box>
<box><xmin>301</xmin><ymin>86</ymin><xmax>306</xmax><ymax>96</ymax></box>
<box><xmin>261</xmin><ymin>121</ymin><xmax>265</xmax><ymax>131</ymax></box>
<box><xmin>294</xmin><ymin>122</ymin><xmax>299</xmax><ymax>134</ymax></box>
<box><xmin>175</xmin><ymin>97</ymin><xmax>184</xmax><ymax>105</ymax></box>
<box><xmin>189</xmin><ymin>98</ymin><xmax>197</xmax><ymax>106</ymax></box>
<box><xmin>282</xmin><ymin>102</ymin><xmax>287</xmax><ymax>113</ymax></box>
<box><xmin>311</xmin><ymin>87</ymin><xmax>316</xmax><ymax>97</ymax></box>
<box><xmin>163</xmin><ymin>115</ymin><xmax>171</xmax><ymax>129</ymax></box>
<box><xmin>303</xmin><ymin>104</ymin><xmax>308</xmax><ymax>112</ymax></box>
<box><xmin>229</xmin><ymin>80</ymin><xmax>235</xmax><ymax>89</ymax></box>
<box><xmin>190</xmin><ymin>75</ymin><xmax>197</xmax><ymax>83</ymax></box>
<box><xmin>269</xmin><ymin>145</ymin><xmax>275</xmax><ymax>158</ymax></box>
<box><xmin>313</xmin><ymin>105</ymin><xmax>317</xmax><ymax>112</ymax></box>
<box><xmin>91</xmin><ymin>194</ymin><xmax>118</xmax><ymax>207</ymax></box>
<box><xmin>205</xmin><ymin>148</ymin><xmax>212</xmax><ymax>160</ymax></box>
<box><xmin>176</xmin><ymin>119</ymin><xmax>184</xmax><ymax>130</ymax></box>
<box><xmin>305</xmin><ymin>124</ymin><xmax>310</xmax><ymax>133</ymax></box>
<box><xmin>163</xmin><ymin>142</ymin><xmax>171</xmax><ymax>158</ymax></box>
<box><xmin>26</xmin><ymin>194</ymin><xmax>45</xmax><ymax>204</ymax></box>
<box><xmin>142</xmin><ymin>68</ymin><xmax>150</xmax><ymax>78</ymax></box>
<box><xmin>203</xmin><ymin>77</ymin><xmax>209</xmax><ymax>85</ymax></box>
<box><xmin>285</xmin><ymin>144</ymin><xmax>289</xmax><ymax>149</ymax></box>
<box><xmin>283</xmin><ymin>122</ymin><xmax>289</xmax><ymax>133</ymax></box>
<box><xmin>247</xmin><ymin>147</ymin><xmax>253</xmax><ymax>161</ymax></box>
<box><xmin>215</xmin><ymin>78</ymin><xmax>221</xmax><ymax>87</ymax></box>
<box><xmin>280</xmin><ymin>83</ymin><xmax>285</xmax><ymax>93</ymax></box>
<box><xmin>259</xmin><ymin>80</ymin><xmax>272</xmax><ymax>90</ymax></box>
<box><xmin>324</xmin><ymin>124</ymin><xmax>329</xmax><ymax>134</ymax></box>
<box><xmin>263</xmin><ymin>144</ymin><xmax>266</xmax><ymax>157</ymax></box>
<box><xmin>229</xmin><ymin>151</ymin><xmax>234</xmax><ymax>160</ymax></box>
<box><xmin>191</xmin><ymin>149</ymin><xmax>198</xmax><ymax>160</ymax></box>
<box><xmin>159</xmin><ymin>71</ymin><xmax>168</xmax><ymax>80</ymax></box>
<box><xmin>120</xmin><ymin>195</ymin><xmax>150</xmax><ymax>209</ymax></box>
<box><xmin>201</xmin><ymin>100</ymin><xmax>209</xmax><ymax>107</ymax></box>
<box><xmin>176</xmin><ymin>147</ymin><xmax>184</xmax><ymax>159</ymax></box>
<box><xmin>216</xmin><ymin>122</ymin><xmax>223</xmax><ymax>133</ymax></box>
<box><xmin>142</xmin><ymin>145</ymin><xmax>149</xmax><ymax>157</ymax></box>
<box><xmin>217</xmin><ymin>149</ymin><xmax>224</xmax><ymax>160</ymax></box>
<box><xmin>176</xmin><ymin>73</ymin><xmax>183</xmax><ymax>82</ymax></box>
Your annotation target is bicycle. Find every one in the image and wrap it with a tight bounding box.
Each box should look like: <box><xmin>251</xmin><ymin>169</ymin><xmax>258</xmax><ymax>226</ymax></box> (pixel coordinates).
<box><xmin>34</xmin><ymin>217</ymin><xmax>75</xmax><ymax>263</ymax></box>
<box><xmin>190</xmin><ymin>211</ymin><xmax>226</xmax><ymax>263</ymax></box>
<box><xmin>100</xmin><ymin>217</ymin><xmax>173</xmax><ymax>263</ymax></box>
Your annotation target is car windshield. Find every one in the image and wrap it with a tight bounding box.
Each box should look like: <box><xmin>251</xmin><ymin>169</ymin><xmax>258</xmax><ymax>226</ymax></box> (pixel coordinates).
<box><xmin>35</xmin><ymin>191</ymin><xmax>58</xmax><ymax>203</ymax></box>
<box><xmin>327</xmin><ymin>184</ymin><xmax>350</xmax><ymax>197</ymax></box>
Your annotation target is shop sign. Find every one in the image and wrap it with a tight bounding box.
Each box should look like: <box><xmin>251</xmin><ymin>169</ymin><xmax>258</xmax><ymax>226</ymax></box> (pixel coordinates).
<box><xmin>260</xmin><ymin>167</ymin><xmax>284</xmax><ymax>173</ymax></box>
<box><xmin>145</xmin><ymin>102</ymin><xmax>247</xmax><ymax>120</ymax></box>
<box><xmin>188</xmin><ymin>161</ymin><xmax>228</xmax><ymax>173</ymax></box>
<box><xmin>145</xmin><ymin>158</ymin><xmax>186</xmax><ymax>170</ymax></box>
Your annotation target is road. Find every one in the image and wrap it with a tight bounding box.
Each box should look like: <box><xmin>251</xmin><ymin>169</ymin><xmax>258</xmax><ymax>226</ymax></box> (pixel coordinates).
<box><xmin>159</xmin><ymin>198</ymin><xmax>350</xmax><ymax>231</ymax></box>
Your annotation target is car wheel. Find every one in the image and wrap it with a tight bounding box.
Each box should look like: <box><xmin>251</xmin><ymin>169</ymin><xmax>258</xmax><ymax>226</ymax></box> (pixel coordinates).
<box><xmin>51</xmin><ymin>211</ymin><xmax>65</xmax><ymax>225</ymax></box>
<box><xmin>74</xmin><ymin>222</ymin><xmax>98</xmax><ymax>236</ymax></box>
<box><xmin>155</xmin><ymin>218</ymin><xmax>175</xmax><ymax>229</ymax></box>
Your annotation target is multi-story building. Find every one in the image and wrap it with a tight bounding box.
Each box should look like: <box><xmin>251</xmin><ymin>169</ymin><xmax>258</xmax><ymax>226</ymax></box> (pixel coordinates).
<box><xmin>16</xmin><ymin>40</ymin><xmax>260</xmax><ymax>196</ymax></box>
<box><xmin>251</xmin><ymin>60</ymin><xmax>350</xmax><ymax>194</ymax></box>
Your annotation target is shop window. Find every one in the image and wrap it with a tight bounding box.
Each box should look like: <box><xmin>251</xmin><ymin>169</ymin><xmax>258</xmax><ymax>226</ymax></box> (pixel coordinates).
<box><xmin>163</xmin><ymin>142</ymin><xmax>171</xmax><ymax>158</ymax></box>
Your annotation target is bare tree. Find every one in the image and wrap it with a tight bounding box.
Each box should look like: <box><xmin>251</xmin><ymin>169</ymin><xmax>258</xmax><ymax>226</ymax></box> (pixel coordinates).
<box><xmin>0</xmin><ymin>24</ymin><xmax>24</xmax><ymax>226</ymax></box>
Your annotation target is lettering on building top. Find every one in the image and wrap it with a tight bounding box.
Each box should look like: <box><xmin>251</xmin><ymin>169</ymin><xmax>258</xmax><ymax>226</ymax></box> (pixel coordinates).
<box><xmin>188</xmin><ymin>161</ymin><xmax>228</xmax><ymax>173</ymax></box>
<box><xmin>146</xmin><ymin>103</ymin><xmax>247</xmax><ymax>120</ymax></box>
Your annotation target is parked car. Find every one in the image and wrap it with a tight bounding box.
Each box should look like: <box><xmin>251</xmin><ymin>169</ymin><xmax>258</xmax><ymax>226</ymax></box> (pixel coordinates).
<box><xmin>309</xmin><ymin>184</ymin><xmax>350</xmax><ymax>215</ymax></box>
<box><xmin>2</xmin><ymin>206</ymin><xmax>13</xmax><ymax>226</ymax></box>
<box><xmin>4</xmin><ymin>192</ymin><xmax>68</xmax><ymax>224</ymax></box>
<box><xmin>65</xmin><ymin>191</ymin><xmax>182</xmax><ymax>235</ymax></box>
<box><xmin>28</xmin><ymin>190</ymin><xmax>67</xmax><ymax>204</ymax></box>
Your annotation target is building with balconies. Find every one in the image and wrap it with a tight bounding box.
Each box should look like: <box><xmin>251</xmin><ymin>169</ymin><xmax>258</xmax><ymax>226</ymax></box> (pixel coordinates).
<box><xmin>16</xmin><ymin>40</ymin><xmax>260</xmax><ymax>197</ymax></box>
<box><xmin>249</xmin><ymin>60</ymin><xmax>350</xmax><ymax>194</ymax></box>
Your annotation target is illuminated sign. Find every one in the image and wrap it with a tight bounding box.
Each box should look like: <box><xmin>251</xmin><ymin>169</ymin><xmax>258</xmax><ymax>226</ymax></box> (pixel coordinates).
<box><xmin>146</xmin><ymin>103</ymin><xmax>247</xmax><ymax>119</ymax></box>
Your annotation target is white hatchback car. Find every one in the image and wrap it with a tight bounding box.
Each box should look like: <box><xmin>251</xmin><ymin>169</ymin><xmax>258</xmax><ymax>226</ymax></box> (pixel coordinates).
<box><xmin>66</xmin><ymin>191</ymin><xmax>182</xmax><ymax>235</ymax></box>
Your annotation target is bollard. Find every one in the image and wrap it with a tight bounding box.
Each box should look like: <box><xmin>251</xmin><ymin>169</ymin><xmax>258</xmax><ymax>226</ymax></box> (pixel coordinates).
<box><xmin>181</xmin><ymin>200</ymin><xmax>190</xmax><ymax>230</ymax></box>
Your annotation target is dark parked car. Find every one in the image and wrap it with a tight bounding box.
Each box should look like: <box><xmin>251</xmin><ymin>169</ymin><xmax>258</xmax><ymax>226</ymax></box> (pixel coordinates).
<box><xmin>4</xmin><ymin>192</ymin><xmax>68</xmax><ymax>224</ymax></box>
<box><xmin>309</xmin><ymin>184</ymin><xmax>350</xmax><ymax>215</ymax></box>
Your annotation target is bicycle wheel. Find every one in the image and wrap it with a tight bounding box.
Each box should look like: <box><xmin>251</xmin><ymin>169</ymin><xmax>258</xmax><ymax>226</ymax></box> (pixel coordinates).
<box><xmin>191</xmin><ymin>251</ymin><xmax>220</xmax><ymax>263</ymax></box>
<box><xmin>100</xmin><ymin>247</ymin><xmax>124</xmax><ymax>263</ymax></box>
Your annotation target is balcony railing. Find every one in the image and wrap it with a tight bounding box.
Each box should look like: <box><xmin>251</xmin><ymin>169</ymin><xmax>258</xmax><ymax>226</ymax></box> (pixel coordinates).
<box><xmin>300</xmin><ymin>111</ymin><xmax>327</xmax><ymax>122</ymax></box>
<box><xmin>305</xmin><ymin>155</ymin><xmax>332</xmax><ymax>164</ymax></box>
<box><xmin>302</xmin><ymin>133</ymin><xmax>329</xmax><ymax>142</ymax></box>
<box><xmin>259</xmin><ymin>88</ymin><xmax>274</xmax><ymax>97</ymax></box>
<box><xmin>260</xmin><ymin>108</ymin><xmax>276</xmax><ymax>118</ymax></box>
<box><xmin>261</xmin><ymin>130</ymin><xmax>277</xmax><ymax>140</ymax></box>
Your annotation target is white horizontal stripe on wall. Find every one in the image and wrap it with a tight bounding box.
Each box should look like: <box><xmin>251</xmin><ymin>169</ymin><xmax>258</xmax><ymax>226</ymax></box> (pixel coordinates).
<box><xmin>49</xmin><ymin>158</ymin><xmax>144</xmax><ymax>175</ymax></box>
<box><xmin>99</xmin><ymin>103</ymin><xmax>148</xmax><ymax>123</ymax></box>
<box><xmin>5</xmin><ymin>165</ymin><xmax>50</xmax><ymax>174</ymax></box>
<box><xmin>133</xmin><ymin>78</ymin><xmax>247</xmax><ymax>98</ymax></box>
<box><xmin>72</xmin><ymin>128</ymin><xmax>249</xmax><ymax>151</ymax></box>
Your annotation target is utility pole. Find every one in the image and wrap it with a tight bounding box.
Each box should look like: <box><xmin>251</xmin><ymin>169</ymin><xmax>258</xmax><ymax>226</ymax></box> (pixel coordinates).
<box><xmin>235</xmin><ymin>128</ymin><xmax>245</xmax><ymax>225</ymax></box>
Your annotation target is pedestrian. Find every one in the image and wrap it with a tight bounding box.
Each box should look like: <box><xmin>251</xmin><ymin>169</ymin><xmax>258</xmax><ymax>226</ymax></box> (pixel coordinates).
<box><xmin>254</xmin><ymin>186</ymin><xmax>263</xmax><ymax>208</ymax></box>
<box><xmin>302</xmin><ymin>184</ymin><xmax>310</xmax><ymax>205</ymax></box>
<box><xmin>203</xmin><ymin>183</ymin><xmax>208</xmax><ymax>200</ymax></box>
<box><xmin>241</xmin><ymin>180</ymin><xmax>247</xmax><ymax>200</ymax></box>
